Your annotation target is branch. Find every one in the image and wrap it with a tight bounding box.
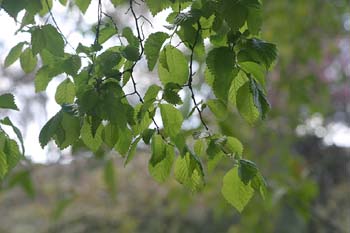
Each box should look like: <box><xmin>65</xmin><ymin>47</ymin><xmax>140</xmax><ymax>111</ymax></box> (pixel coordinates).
<box><xmin>45</xmin><ymin>0</ymin><xmax>75</xmax><ymax>52</ymax></box>
<box><xmin>187</xmin><ymin>22</ymin><xmax>210</xmax><ymax>131</ymax></box>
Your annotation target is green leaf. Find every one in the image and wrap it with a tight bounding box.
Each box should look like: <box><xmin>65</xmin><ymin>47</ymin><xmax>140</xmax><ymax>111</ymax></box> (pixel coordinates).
<box><xmin>31</xmin><ymin>25</ymin><xmax>65</xmax><ymax>57</ymax></box>
<box><xmin>62</xmin><ymin>55</ymin><xmax>81</xmax><ymax>76</ymax></box>
<box><xmin>81</xmin><ymin>118</ymin><xmax>103</xmax><ymax>152</ymax></box>
<box><xmin>142</xmin><ymin>128</ymin><xmax>155</xmax><ymax>145</ymax></box>
<box><xmin>55</xmin><ymin>79</ymin><xmax>76</xmax><ymax>105</ymax></box>
<box><xmin>222</xmin><ymin>166</ymin><xmax>254</xmax><ymax>212</ymax></box>
<box><xmin>1</xmin><ymin>0</ymin><xmax>26</xmax><ymax>18</ymax></box>
<box><xmin>122</xmin><ymin>27</ymin><xmax>139</xmax><ymax>48</ymax></box>
<box><xmin>239</xmin><ymin>159</ymin><xmax>258</xmax><ymax>184</ymax></box>
<box><xmin>239</xmin><ymin>61</ymin><xmax>266</xmax><ymax>86</ymax></box>
<box><xmin>251</xmin><ymin>171</ymin><xmax>267</xmax><ymax>200</ymax></box>
<box><xmin>59</xmin><ymin>0</ymin><xmax>68</xmax><ymax>5</ymax></box>
<box><xmin>221</xmin><ymin>136</ymin><xmax>243</xmax><ymax>157</ymax></box>
<box><xmin>4</xmin><ymin>138</ymin><xmax>21</xmax><ymax>170</ymax></box>
<box><xmin>102</xmin><ymin>123</ymin><xmax>119</xmax><ymax>148</ymax></box>
<box><xmin>144</xmin><ymin>85</ymin><xmax>161</xmax><ymax>102</ymax></box>
<box><xmin>104</xmin><ymin>158</ymin><xmax>117</xmax><ymax>198</ymax></box>
<box><xmin>75</xmin><ymin>0</ymin><xmax>92</xmax><ymax>14</ymax></box>
<box><xmin>228</xmin><ymin>71</ymin><xmax>248</xmax><ymax>106</ymax></box>
<box><xmin>160</xmin><ymin>104</ymin><xmax>183</xmax><ymax>140</ymax></box>
<box><xmin>110</xmin><ymin>0</ymin><xmax>123</xmax><ymax>6</ymax></box>
<box><xmin>0</xmin><ymin>150</ymin><xmax>8</xmax><ymax>179</ymax></box>
<box><xmin>221</xmin><ymin>0</ymin><xmax>248</xmax><ymax>31</ymax></box>
<box><xmin>0</xmin><ymin>117</ymin><xmax>25</xmax><ymax>155</ymax></box>
<box><xmin>20</xmin><ymin>47</ymin><xmax>37</xmax><ymax>73</ymax></box>
<box><xmin>206</xmin><ymin>47</ymin><xmax>235</xmax><ymax>100</ymax></box>
<box><xmin>207</xmin><ymin>99</ymin><xmax>227</xmax><ymax>120</ymax></box>
<box><xmin>99</xmin><ymin>23</ymin><xmax>118</xmax><ymax>44</ymax></box>
<box><xmin>236</xmin><ymin>81</ymin><xmax>260</xmax><ymax>125</ymax></box>
<box><xmin>247</xmin><ymin>8</ymin><xmax>262</xmax><ymax>35</ymax></box>
<box><xmin>144</xmin><ymin>32</ymin><xmax>169</xmax><ymax>71</ymax></box>
<box><xmin>121</xmin><ymin>45</ymin><xmax>140</xmax><ymax>61</ymax></box>
<box><xmin>114</xmin><ymin>127</ymin><xmax>132</xmax><ymax>156</ymax></box>
<box><xmin>149</xmin><ymin>141</ymin><xmax>174</xmax><ymax>183</ymax></box>
<box><xmin>145</xmin><ymin>0</ymin><xmax>171</xmax><ymax>16</ymax></box>
<box><xmin>249</xmin><ymin>78</ymin><xmax>270</xmax><ymax>120</ymax></box>
<box><xmin>39</xmin><ymin>0</ymin><xmax>52</xmax><ymax>16</ymax></box>
<box><xmin>0</xmin><ymin>93</ymin><xmax>19</xmax><ymax>110</ymax></box>
<box><xmin>158</xmin><ymin>45</ymin><xmax>189</xmax><ymax>86</ymax></box>
<box><xmin>56</xmin><ymin>113</ymin><xmax>80</xmax><ymax>149</ymax></box>
<box><xmin>35</xmin><ymin>65</ymin><xmax>64</xmax><ymax>92</ymax></box>
<box><xmin>39</xmin><ymin>111</ymin><xmax>63</xmax><ymax>148</ymax></box>
<box><xmin>239</xmin><ymin>38</ymin><xmax>277</xmax><ymax>69</ymax></box>
<box><xmin>162</xmin><ymin>83</ymin><xmax>183</xmax><ymax>105</ymax></box>
<box><xmin>124</xmin><ymin>136</ymin><xmax>141</xmax><ymax>166</ymax></box>
<box><xmin>174</xmin><ymin>152</ymin><xmax>205</xmax><ymax>192</ymax></box>
<box><xmin>4</xmin><ymin>42</ymin><xmax>25</xmax><ymax>68</ymax></box>
<box><xmin>206</xmin><ymin>139</ymin><xmax>224</xmax><ymax>172</ymax></box>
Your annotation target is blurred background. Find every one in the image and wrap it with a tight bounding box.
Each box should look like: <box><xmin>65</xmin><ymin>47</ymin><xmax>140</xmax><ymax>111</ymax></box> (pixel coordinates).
<box><xmin>0</xmin><ymin>0</ymin><xmax>350</xmax><ymax>232</ymax></box>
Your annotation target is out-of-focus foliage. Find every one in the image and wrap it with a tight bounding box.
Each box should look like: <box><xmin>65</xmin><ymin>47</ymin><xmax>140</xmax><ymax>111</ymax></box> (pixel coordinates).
<box><xmin>0</xmin><ymin>0</ymin><xmax>279</xmax><ymax>212</ymax></box>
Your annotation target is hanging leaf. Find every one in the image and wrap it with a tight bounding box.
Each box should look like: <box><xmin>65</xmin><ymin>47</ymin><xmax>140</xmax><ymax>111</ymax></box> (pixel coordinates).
<box><xmin>0</xmin><ymin>93</ymin><xmax>19</xmax><ymax>111</ymax></box>
<box><xmin>20</xmin><ymin>47</ymin><xmax>37</xmax><ymax>73</ymax></box>
<box><xmin>222</xmin><ymin>166</ymin><xmax>254</xmax><ymax>212</ymax></box>
<box><xmin>55</xmin><ymin>79</ymin><xmax>76</xmax><ymax>105</ymax></box>
<box><xmin>31</xmin><ymin>24</ymin><xmax>65</xmax><ymax>57</ymax></box>
<box><xmin>160</xmin><ymin>104</ymin><xmax>183</xmax><ymax>140</ymax></box>
<box><xmin>158</xmin><ymin>45</ymin><xmax>189</xmax><ymax>86</ymax></box>
<box><xmin>4</xmin><ymin>42</ymin><xmax>25</xmax><ymax>68</ymax></box>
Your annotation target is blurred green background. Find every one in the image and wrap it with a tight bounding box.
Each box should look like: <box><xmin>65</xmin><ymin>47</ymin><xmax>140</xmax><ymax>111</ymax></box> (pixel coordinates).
<box><xmin>0</xmin><ymin>0</ymin><xmax>350</xmax><ymax>232</ymax></box>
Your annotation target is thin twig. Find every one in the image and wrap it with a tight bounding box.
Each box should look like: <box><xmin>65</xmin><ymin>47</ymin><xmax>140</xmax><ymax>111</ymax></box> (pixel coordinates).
<box><xmin>187</xmin><ymin>21</ymin><xmax>210</xmax><ymax>131</ymax></box>
<box><xmin>127</xmin><ymin>0</ymin><xmax>161</xmax><ymax>134</ymax></box>
<box><xmin>45</xmin><ymin>0</ymin><xmax>75</xmax><ymax>52</ymax></box>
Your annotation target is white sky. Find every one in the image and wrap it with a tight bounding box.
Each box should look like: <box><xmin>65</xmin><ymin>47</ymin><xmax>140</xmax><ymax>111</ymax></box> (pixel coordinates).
<box><xmin>0</xmin><ymin>2</ymin><xmax>349</xmax><ymax>163</ymax></box>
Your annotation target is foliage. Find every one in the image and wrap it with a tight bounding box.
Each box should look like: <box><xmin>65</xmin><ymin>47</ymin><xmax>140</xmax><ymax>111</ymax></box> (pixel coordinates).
<box><xmin>0</xmin><ymin>0</ymin><xmax>278</xmax><ymax>212</ymax></box>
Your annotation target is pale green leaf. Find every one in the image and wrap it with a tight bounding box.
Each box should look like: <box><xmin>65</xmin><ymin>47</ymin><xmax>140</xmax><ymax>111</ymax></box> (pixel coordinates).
<box><xmin>81</xmin><ymin>118</ymin><xmax>103</xmax><ymax>152</ymax></box>
<box><xmin>145</xmin><ymin>0</ymin><xmax>171</xmax><ymax>16</ymax></box>
<box><xmin>55</xmin><ymin>79</ymin><xmax>76</xmax><ymax>105</ymax></box>
<box><xmin>160</xmin><ymin>104</ymin><xmax>183</xmax><ymax>139</ymax></box>
<box><xmin>4</xmin><ymin>138</ymin><xmax>21</xmax><ymax>170</ymax></box>
<box><xmin>104</xmin><ymin>159</ymin><xmax>117</xmax><ymax>198</ymax></box>
<box><xmin>222</xmin><ymin>167</ymin><xmax>254</xmax><ymax>212</ymax></box>
<box><xmin>0</xmin><ymin>93</ymin><xmax>19</xmax><ymax>111</ymax></box>
<box><xmin>158</xmin><ymin>45</ymin><xmax>189</xmax><ymax>86</ymax></box>
<box><xmin>0</xmin><ymin>150</ymin><xmax>8</xmax><ymax>179</ymax></box>
<box><xmin>174</xmin><ymin>152</ymin><xmax>205</xmax><ymax>192</ymax></box>
<box><xmin>0</xmin><ymin>117</ymin><xmax>24</xmax><ymax>155</ymax></box>
<box><xmin>115</xmin><ymin>127</ymin><xmax>132</xmax><ymax>156</ymax></box>
<box><xmin>20</xmin><ymin>47</ymin><xmax>37</xmax><ymax>73</ymax></box>
<box><xmin>75</xmin><ymin>0</ymin><xmax>91</xmax><ymax>14</ymax></box>
<box><xmin>236</xmin><ymin>81</ymin><xmax>260</xmax><ymax>125</ymax></box>
<box><xmin>207</xmin><ymin>99</ymin><xmax>227</xmax><ymax>120</ymax></box>
<box><xmin>144</xmin><ymin>32</ymin><xmax>169</xmax><ymax>71</ymax></box>
<box><xmin>124</xmin><ymin>136</ymin><xmax>141</xmax><ymax>166</ymax></box>
<box><xmin>228</xmin><ymin>71</ymin><xmax>248</xmax><ymax>106</ymax></box>
<box><xmin>4</xmin><ymin>42</ymin><xmax>25</xmax><ymax>68</ymax></box>
<box><xmin>206</xmin><ymin>47</ymin><xmax>235</xmax><ymax>100</ymax></box>
<box><xmin>149</xmin><ymin>143</ymin><xmax>174</xmax><ymax>183</ymax></box>
<box><xmin>247</xmin><ymin>8</ymin><xmax>262</xmax><ymax>35</ymax></box>
<box><xmin>239</xmin><ymin>61</ymin><xmax>266</xmax><ymax>86</ymax></box>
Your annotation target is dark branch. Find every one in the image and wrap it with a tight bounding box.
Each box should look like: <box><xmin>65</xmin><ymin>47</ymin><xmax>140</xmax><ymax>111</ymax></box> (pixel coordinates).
<box><xmin>187</xmin><ymin>21</ymin><xmax>210</xmax><ymax>131</ymax></box>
